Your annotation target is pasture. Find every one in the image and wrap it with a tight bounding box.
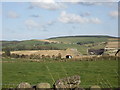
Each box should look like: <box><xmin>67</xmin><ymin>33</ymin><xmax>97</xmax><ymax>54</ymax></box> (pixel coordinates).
<box><xmin>2</xmin><ymin>57</ymin><xmax>118</xmax><ymax>88</ymax></box>
<box><xmin>2</xmin><ymin>36</ymin><xmax>110</xmax><ymax>55</ymax></box>
<box><xmin>48</xmin><ymin>36</ymin><xmax>108</xmax><ymax>44</ymax></box>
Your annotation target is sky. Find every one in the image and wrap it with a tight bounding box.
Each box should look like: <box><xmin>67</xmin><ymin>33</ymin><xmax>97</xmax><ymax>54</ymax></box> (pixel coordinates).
<box><xmin>1</xmin><ymin>0</ymin><xmax>119</xmax><ymax>40</ymax></box>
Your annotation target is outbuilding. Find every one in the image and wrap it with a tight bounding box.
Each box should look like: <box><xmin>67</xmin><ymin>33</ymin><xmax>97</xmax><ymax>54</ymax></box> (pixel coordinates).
<box><xmin>66</xmin><ymin>55</ymin><xmax>72</xmax><ymax>59</ymax></box>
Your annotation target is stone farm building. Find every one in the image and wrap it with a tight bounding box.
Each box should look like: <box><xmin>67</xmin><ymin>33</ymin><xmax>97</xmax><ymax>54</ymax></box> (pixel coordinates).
<box><xmin>105</xmin><ymin>41</ymin><xmax>120</xmax><ymax>56</ymax></box>
<box><xmin>11</xmin><ymin>48</ymin><xmax>81</xmax><ymax>58</ymax></box>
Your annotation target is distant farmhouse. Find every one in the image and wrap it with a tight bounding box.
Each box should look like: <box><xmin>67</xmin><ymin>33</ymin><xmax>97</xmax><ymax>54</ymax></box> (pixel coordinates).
<box><xmin>88</xmin><ymin>49</ymin><xmax>104</xmax><ymax>55</ymax></box>
<box><xmin>105</xmin><ymin>41</ymin><xmax>120</xmax><ymax>56</ymax></box>
<box><xmin>11</xmin><ymin>48</ymin><xmax>81</xmax><ymax>59</ymax></box>
<box><xmin>88</xmin><ymin>40</ymin><xmax>120</xmax><ymax>56</ymax></box>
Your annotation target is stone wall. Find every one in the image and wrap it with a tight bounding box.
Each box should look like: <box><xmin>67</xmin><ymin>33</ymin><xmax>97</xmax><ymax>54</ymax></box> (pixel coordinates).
<box><xmin>16</xmin><ymin>75</ymin><xmax>102</xmax><ymax>90</ymax></box>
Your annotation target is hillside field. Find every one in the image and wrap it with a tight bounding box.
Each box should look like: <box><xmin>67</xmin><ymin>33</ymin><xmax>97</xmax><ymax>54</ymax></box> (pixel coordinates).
<box><xmin>1</xmin><ymin>36</ymin><xmax>111</xmax><ymax>54</ymax></box>
<box><xmin>2</xmin><ymin>57</ymin><xmax>118</xmax><ymax>88</ymax></box>
<box><xmin>48</xmin><ymin>36</ymin><xmax>109</xmax><ymax>44</ymax></box>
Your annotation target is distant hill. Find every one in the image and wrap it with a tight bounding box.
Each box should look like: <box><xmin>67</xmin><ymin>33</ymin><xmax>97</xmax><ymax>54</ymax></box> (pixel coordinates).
<box><xmin>1</xmin><ymin>35</ymin><xmax>119</xmax><ymax>54</ymax></box>
<box><xmin>48</xmin><ymin>35</ymin><xmax>111</xmax><ymax>44</ymax></box>
<box><xmin>48</xmin><ymin>35</ymin><xmax>118</xmax><ymax>39</ymax></box>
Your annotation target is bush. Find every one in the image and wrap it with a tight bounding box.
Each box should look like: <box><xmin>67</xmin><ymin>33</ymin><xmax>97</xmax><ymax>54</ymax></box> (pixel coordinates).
<box><xmin>3</xmin><ymin>48</ymin><xmax>11</xmax><ymax>57</ymax></box>
<box><xmin>52</xmin><ymin>55</ymin><xmax>56</xmax><ymax>59</ymax></box>
<box><xmin>11</xmin><ymin>53</ymin><xmax>19</xmax><ymax>58</ymax></box>
<box><xmin>57</xmin><ymin>53</ymin><xmax>61</xmax><ymax>59</ymax></box>
<box><xmin>46</xmin><ymin>55</ymin><xmax>51</xmax><ymax>58</ymax></box>
<box><xmin>41</xmin><ymin>55</ymin><xmax>45</xmax><ymax>59</ymax></box>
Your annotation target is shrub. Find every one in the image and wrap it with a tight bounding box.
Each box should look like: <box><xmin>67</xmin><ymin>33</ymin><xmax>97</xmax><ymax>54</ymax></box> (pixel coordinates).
<box><xmin>11</xmin><ymin>53</ymin><xmax>19</xmax><ymax>58</ymax></box>
<box><xmin>4</xmin><ymin>48</ymin><xmax>11</xmax><ymax>57</ymax></box>
<box><xmin>41</xmin><ymin>55</ymin><xmax>45</xmax><ymax>58</ymax></box>
<box><xmin>46</xmin><ymin>55</ymin><xmax>51</xmax><ymax>58</ymax></box>
<box><xmin>57</xmin><ymin>53</ymin><xmax>62</xmax><ymax>59</ymax></box>
<box><xmin>52</xmin><ymin>55</ymin><xmax>56</xmax><ymax>59</ymax></box>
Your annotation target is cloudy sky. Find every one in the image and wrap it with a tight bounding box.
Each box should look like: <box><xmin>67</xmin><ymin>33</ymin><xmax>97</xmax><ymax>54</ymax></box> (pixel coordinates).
<box><xmin>1</xmin><ymin>0</ymin><xmax>119</xmax><ymax>40</ymax></box>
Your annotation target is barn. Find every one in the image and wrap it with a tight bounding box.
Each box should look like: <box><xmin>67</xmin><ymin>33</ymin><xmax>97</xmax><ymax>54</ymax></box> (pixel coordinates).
<box><xmin>88</xmin><ymin>49</ymin><xmax>105</xmax><ymax>55</ymax></box>
<box><xmin>105</xmin><ymin>41</ymin><xmax>120</xmax><ymax>56</ymax></box>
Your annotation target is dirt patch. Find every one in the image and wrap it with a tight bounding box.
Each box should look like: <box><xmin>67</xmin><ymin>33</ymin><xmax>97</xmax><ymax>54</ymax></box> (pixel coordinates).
<box><xmin>108</xmin><ymin>38</ymin><xmax>120</xmax><ymax>41</ymax></box>
<box><xmin>33</xmin><ymin>39</ymin><xmax>59</xmax><ymax>43</ymax></box>
<box><xmin>105</xmin><ymin>41</ymin><xmax>120</xmax><ymax>48</ymax></box>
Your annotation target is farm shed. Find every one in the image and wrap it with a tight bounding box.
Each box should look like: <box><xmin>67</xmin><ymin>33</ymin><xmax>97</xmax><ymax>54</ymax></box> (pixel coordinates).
<box><xmin>66</xmin><ymin>55</ymin><xmax>72</xmax><ymax>59</ymax></box>
<box><xmin>88</xmin><ymin>49</ymin><xmax>104</xmax><ymax>55</ymax></box>
<box><xmin>105</xmin><ymin>41</ymin><xmax>120</xmax><ymax>56</ymax></box>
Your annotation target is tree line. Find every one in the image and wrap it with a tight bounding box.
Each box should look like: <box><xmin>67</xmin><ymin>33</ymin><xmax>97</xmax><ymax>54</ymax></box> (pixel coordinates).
<box><xmin>2</xmin><ymin>48</ymin><xmax>62</xmax><ymax>59</ymax></box>
<box><xmin>76</xmin><ymin>41</ymin><xmax>94</xmax><ymax>45</ymax></box>
<box><xmin>2</xmin><ymin>45</ymin><xmax>61</xmax><ymax>51</ymax></box>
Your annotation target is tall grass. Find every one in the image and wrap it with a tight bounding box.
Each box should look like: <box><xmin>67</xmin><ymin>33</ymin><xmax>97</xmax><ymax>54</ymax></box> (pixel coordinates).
<box><xmin>2</xmin><ymin>57</ymin><xmax>118</xmax><ymax>88</ymax></box>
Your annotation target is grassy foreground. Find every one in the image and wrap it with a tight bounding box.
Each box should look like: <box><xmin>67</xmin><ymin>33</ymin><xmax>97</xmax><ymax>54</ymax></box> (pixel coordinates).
<box><xmin>2</xmin><ymin>58</ymin><xmax>118</xmax><ymax>88</ymax></box>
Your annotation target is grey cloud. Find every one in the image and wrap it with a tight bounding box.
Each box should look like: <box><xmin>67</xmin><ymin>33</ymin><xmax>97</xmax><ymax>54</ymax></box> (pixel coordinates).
<box><xmin>24</xmin><ymin>19</ymin><xmax>55</xmax><ymax>31</ymax></box>
<box><xmin>47</xmin><ymin>21</ymin><xmax>56</xmax><ymax>25</ymax></box>
<box><xmin>80</xmin><ymin>12</ymin><xmax>91</xmax><ymax>17</ymax></box>
<box><xmin>30</xmin><ymin>1</ymin><xmax>66</xmax><ymax>10</ymax></box>
<box><xmin>25</xmin><ymin>19</ymin><xmax>40</xmax><ymax>30</ymax></box>
<box><xmin>28</xmin><ymin>5</ymin><xmax>34</xmax><ymax>9</ymax></box>
<box><xmin>58</xmin><ymin>11</ymin><xmax>101</xmax><ymax>24</ymax></box>
<box><xmin>30</xmin><ymin>14</ymin><xmax>40</xmax><ymax>18</ymax></box>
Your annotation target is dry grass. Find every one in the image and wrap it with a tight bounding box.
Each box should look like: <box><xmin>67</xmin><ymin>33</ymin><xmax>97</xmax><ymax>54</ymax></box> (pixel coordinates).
<box><xmin>11</xmin><ymin>49</ymin><xmax>80</xmax><ymax>58</ymax></box>
<box><xmin>105</xmin><ymin>41</ymin><xmax>120</xmax><ymax>48</ymax></box>
<box><xmin>33</xmin><ymin>39</ymin><xmax>59</xmax><ymax>43</ymax></box>
<box><xmin>108</xmin><ymin>38</ymin><xmax>120</xmax><ymax>41</ymax></box>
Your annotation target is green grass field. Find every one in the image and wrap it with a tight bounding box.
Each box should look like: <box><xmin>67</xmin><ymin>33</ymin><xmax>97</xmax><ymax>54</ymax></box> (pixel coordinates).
<box><xmin>2</xmin><ymin>58</ymin><xmax>118</xmax><ymax>88</ymax></box>
<box><xmin>48</xmin><ymin>36</ymin><xmax>109</xmax><ymax>43</ymax></box>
